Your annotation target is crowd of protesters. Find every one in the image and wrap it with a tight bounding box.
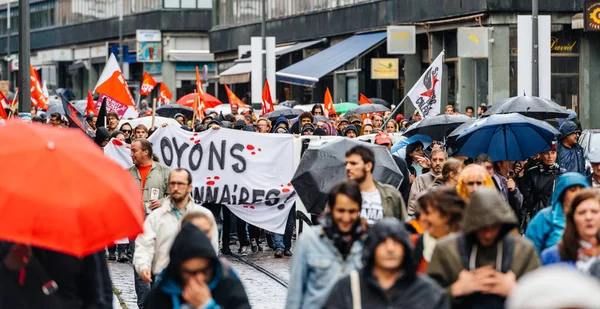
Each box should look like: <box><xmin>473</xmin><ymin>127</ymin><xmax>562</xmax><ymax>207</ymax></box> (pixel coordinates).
<box><xmin>2</xmin><ymin>96</ymin><xmax>600</xmax><ymax>309</ymax></box>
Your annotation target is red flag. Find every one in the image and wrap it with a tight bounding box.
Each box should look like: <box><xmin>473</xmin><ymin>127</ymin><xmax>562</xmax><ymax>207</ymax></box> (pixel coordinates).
<box><xmin>140</xmin><ymin>72</ymin><xmax>157</xmax><ymax>96</ymax></box>
<box><xmin>359</xmin><ymin>93</ymin><xmax>372</xmax><ymax>105</ymax></box>
<box><xmin>0</xmin><ymin>91</ymin><xmax>8</xmax><ymax>119</ymax></box>
<box><xmin>323</xmin><ymin>87</ymin><xmax>335</xmax><ymax>117</ymax></box>
<box><xmin>86</xmin><ymin>91</ymin><xmax>99</xmax><ymax>116</ymax></box>
<box><xmin>261</xmin><ymin>79</ymin><xmax>274</xmax><ymax>115</ymax></box>
<box><xmin>61</xmin><ymin>94</ymin><xmax>85</xmax><ymax>132</ymax></box>
<box><xmin>94</xmin><ymin>54</ymin><xmax>136</xmax><ymax>107</ymax></box>
<box><xmin>159</xmin><ymin>83</ymin><xmax>173</xmax><ymax>104</ymax></box>
<box><xmin>30</xmin><ymin>65</ymin><xmax>48</xmax><ymax>110</ymax></box>
<box><xmin>224</xmin><ymin>84</ymin><xmax>249</xmax><ymax>109</ymax></box>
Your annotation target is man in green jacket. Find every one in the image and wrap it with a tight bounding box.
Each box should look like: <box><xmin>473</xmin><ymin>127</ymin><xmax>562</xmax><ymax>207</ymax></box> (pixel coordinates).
<box><xmin>345</xmin><ymin>145</ymin><xmax>407</xmax><ymax>225</ymax></box>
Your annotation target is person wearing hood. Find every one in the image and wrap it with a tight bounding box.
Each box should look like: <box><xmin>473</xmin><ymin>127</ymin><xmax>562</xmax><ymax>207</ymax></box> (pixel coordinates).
<box><xmin>344</xmin><ymin>125</ymin><xmax>358</xmax><ymax>138</ymax></box>
<box><xmin>173</xmin><ymin>113</ymin><xmax>186</xmax><ymax>126</ymax></box>
<box><xmin>94</xmin><ymin>127</ymin><xmax>111</xmax><ymax>148</ymax></box>
<box><xmin>301</xmin><ymin>123</ymin><xmax>316</xmax><ymax>136</ymax></box>
<box><xmin>286</xmin><ymin>182</ymin><xmax>367</xmax><ymax>309</ymax></box>
<box><xmin>525</xmin><ymin>172</ymin><xmax>589</xmax><ymax>254</ymax></box>
<box><xmin>427</xmin><ymin>188</ymin><xmax>541</xmax><ymax>309</ymax></box>
<box><xmin>272</xmin><ymin>116</ymin><xmax>289</xmax><ymax>133</ymax></box>
<box><xmin>144</xmin><ymin>223</ymin><xmax>250</xmax><ymax>309</ymax></box>
<box><xmin>557</xmin><ymin>121</ymin><xmax>585</xmax><ymax>175</ymax></box>
<box><xmin>522</xmin><ymin>149</ymin><xmax>566</xmax><ymax>224</ymax></box>
<box><xmin>324</xmin><ymin>218</ymin><xmax>449</xmax><ymax>309</ymax></box>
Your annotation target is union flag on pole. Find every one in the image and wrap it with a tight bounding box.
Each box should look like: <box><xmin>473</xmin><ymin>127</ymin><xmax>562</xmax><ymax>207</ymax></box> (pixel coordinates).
<box><xmin>323</xmin><ymin>87</ymin><xmax>335</xmax><ymax>117</ymax></box>
<box><xmin>224</xmin><ymin>84</ymin><xmax>249</xmax><ymax>109</ymax></box>
<box><xmin>159</xmin><ymin>83</ymin><xmax>173</xmax><ymax>105</ymax></box>
<box><xmin>30</xmin><ymin>65</ymin><xmax>48</xmax><ymax>110</ymax></box>
<box><xmin>261</xmin><ymin>79</ymin><xmax>274</xmax><ymax>115</ymax></box>
<box><xmin>405</xmin><ymin>51</ymin><xmax>444</xmax><ymax>118</ymax></box>
<box><xmin>86</xmin><ymin>90</ymin><xmax>99</xmax><ymax>116</ymax></box>
<box><xmin>359</xmin><ymin>93</ymin><xmax>372</xmax><ymax>105</ymax></box>
<box><xmin>194</xmin><ymin>66</ymin><xmax>205</xmax><ymax>119</ymax></box>
<box><xmin>94</xmin><ymin>53</ymin><xmax>137</xmax><ymax>119</ymax></box>
<box><xmin>140</xmin><ymin>72</ymin><xmax>157</xmax><ymax>96</ymax></box>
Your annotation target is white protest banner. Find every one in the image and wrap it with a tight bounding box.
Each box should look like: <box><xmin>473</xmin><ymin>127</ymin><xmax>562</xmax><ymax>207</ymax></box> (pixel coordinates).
<box><xmin>148</xmin><ymin>125</ymin><xmax>297</xmax><ymax>234</ymax></box>
<box><xmin>406</xmin><ymin>51</ymin><xmax>444</xmax><ymax>118</ymax></box>
<box><xmin>104</xmin><ymin>138</ymin><xmax>133</xmax><ymax>169</ymax></box>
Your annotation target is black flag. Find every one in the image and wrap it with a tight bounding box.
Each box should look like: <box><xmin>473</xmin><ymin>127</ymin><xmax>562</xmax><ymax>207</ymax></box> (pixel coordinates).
<box><xmin>60</xmin><ymin>94</ymin><xmax>85</xmax><ymax>132</ymax></box>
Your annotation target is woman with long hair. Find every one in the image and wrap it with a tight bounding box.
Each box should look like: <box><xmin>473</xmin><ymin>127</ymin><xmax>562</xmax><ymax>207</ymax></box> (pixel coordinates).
<box><xmin>360</xmin><ymin>123</ymin><xmax>374</xmax><ymax>136</ymax></box>
<box><xmin>411</xmin><ymin>187</ymin><xmax>467</xmax><ymax>273</ymax></box>
<box><xmin>385</xmin><ymin>119</ymin><xmax>398</xmax><ymax>133</ymax></box>
<box><xmin>432</xmin><ymin>158</ymin><xmax>464</xmax><ymax>188</ymax></box>
<box><xmin>405</xmin><ymin>141</ymin><xmax>428</xmax><ymax>182</ymax></box>
<box><xmin>541</xmin><ymin>189</ymin><xmax>600</xmax><ymax>273</ymax></box>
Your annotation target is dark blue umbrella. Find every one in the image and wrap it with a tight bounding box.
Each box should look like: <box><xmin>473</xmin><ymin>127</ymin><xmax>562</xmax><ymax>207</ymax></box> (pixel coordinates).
<box><xmin>456</xmin><ymin>113</ymin><xmax>560</xmax><ymax>161</ymax></box>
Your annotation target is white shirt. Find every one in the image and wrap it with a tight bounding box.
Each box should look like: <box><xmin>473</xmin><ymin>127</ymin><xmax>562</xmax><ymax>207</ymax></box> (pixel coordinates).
<box><xmin>360</xmin><ymin>190</ymin><xmax>383</xmax><ymax>226</ymax></box>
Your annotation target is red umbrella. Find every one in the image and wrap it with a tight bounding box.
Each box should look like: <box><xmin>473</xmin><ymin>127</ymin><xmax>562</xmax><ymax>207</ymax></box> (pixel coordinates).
<box><xmin>0</xmin><ymin>121</ymin><xmax>145</xmax><ymax>257</ymax></box>
<box><xmin>176</xmin><ymin>93</ymin><xmax>222</xmax><ymax>109</ymax></box>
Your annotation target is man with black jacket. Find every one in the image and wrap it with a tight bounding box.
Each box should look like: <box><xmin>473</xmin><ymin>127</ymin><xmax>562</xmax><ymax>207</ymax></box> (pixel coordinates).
<box><xmin>374</xmin><ymin>132</ymin><xmax>411</xmax><ymax>205</ymax></box>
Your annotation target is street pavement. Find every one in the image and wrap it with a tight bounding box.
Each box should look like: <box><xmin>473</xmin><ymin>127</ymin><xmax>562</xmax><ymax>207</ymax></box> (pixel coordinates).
<box><xmin>109</xmin><ymin>243</ymin><xmax>291</xmax><ymax>309</ymax></box>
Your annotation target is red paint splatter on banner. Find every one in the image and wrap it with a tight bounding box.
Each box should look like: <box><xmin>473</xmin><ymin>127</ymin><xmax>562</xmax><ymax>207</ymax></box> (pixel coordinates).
<box><xmin>207</xmin><ymin>177</ymin><xmax>211</xmax><ymax>179</ymax></box>
<box><xmin>214</xmin><ymin>176</ymin><xmax>220</xmax><ymax>180</ymax></box>
<box><xmin>193</xmin><ymin>133</ymin><xmax>198</xmax><ymax>136</ymax></box>
<box><xmin>281</xmin><ymin>183</ymin><xmax>293</xmax><ymax>193</ymax></box>
<box><xmin>243</xmin><ymin>206</ymin><xmax>249</xmax><ymax>209</ymax></box>
<box><xmin>250</xmin><ymin>206</ymin><xmax>255</xmax><ymax>209</ymax></box>
<box><xmin>206</xmin><ymin>181</ymin><xmax>215</xmax><ymax>186</ymax></box>
<box><xmin>246</xmin><ymin>144</ymin><xmax>255</xmax><ymax>150</ymax></box>
<box><xmin>194</xmin><ymin>140</ymin><xmax>201</xmax><ymax>144</ymax></box>
<box><xmin>112</xmin><ymin>139</ymin><xmax>123</xmax><ymax>146</ymax></box>
<box><xmin>258</xmin><ymin>148</ymin><xmax>262</xmax><ymax>152</ymax></box>
<box><xmin>189</xmin><ymin>137</ymin><xmax>194</xmax><ymax>141</ymax></box>
<box><xmin>251</xmin><ymin>152</ymin><xmax>256</xmax><ymax>155</ymax></box>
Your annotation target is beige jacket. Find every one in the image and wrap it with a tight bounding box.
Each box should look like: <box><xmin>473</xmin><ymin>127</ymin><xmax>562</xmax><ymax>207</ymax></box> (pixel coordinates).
<box><xmin>133</xmin><ymin>198</ymin><xmax>219</xmax><ymax>276</ymax></box>
<box><xmin>128</xmin><ymin>161</ymin><xmax>171</xmax><ymax>214</ymax></box>
<box><xmin>408</xmin><ymin>171</ymin><xmax>437</xmax><ymax>215</ymax></box>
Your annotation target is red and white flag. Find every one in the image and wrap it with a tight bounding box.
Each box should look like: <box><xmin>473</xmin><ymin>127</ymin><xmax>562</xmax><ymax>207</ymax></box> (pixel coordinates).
<box><xmin>93</xmin><ymin>54</ymin><xmax>137</xmax><ymax>119</ymax></box>
<box><xmin>323</xmin><ymin>87</ymin><xmax>335</xmax><ymax>117</ymax></box>
<box><xmin>0</xmin><ymin>91</ymin><xmax>8</xmax><ymax>119</ymax></box>
<box><xmin>140</xmin><ymin>72</ymin><xmax>157</xmax><ymax>96</ymax></box>
<box><xmin>405</xmin><ymin>51</ymin><xmax>444</xmax><ymax>118</ymax></box>
<box><xmin>30</xmin><ymin>65</ymin><xmax>48</xmax><ymax>110</ymax></box>
<box><xmin>159</xmin><ymin>83</ymin><xmax>173</xmax><ymax>105</ymax></box>
<box><xmin>261</xmin><ymin>79</ymin><xmax>274</xmax><ymax>115</ymax></box>
<box><xmin>225</xmin><ymin>84</ymin><xmax>249</xmax><ymax>109</ymax></box>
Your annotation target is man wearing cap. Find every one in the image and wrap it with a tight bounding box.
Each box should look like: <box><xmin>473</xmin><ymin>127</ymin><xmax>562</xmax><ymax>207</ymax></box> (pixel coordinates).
<box><xmin>588</xmin><ymin>148</ymin><xmax>600</xmax><ymax>188</ymax></box>
<box><xmin>337</xmin><ymin>118</ymin><xmax>349</xmax><ymax>135</ymax></box>
<box><xmin>375</xmin><ymin>132</ymin><xmax>411</xmax><ymax>205</ymax></box>
<box><xmin>301</xmin><ymin>123</ymin><xmax>315</xmax><ymax>136</ymax></box>
<box><xmin>557</xmin><ymin>121</ymin><xmax>585</xmax><ymax>175</ymax></box>
<box><xmin>343</xmin><ymin>125</ymin><xmax>358</xmax><ymax>138</ymax></box>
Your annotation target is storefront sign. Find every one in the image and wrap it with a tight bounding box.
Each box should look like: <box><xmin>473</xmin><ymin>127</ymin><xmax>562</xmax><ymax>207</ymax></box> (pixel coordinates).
<box><xmin>550</xmin><ymin>37</ymin><xmax>578</xmax><ymax>53</ymax></box>
<box><xmin>136</xmin><ymin>42</ymin><xmax>162</xmax><ymax>62</ymax></box>
<box><xmin>387</xmin><ymin>26</ymin><xmax>416</xmax><ymax>54</ymax></box>
<box><xmin>457</xmin><ymin>27</ymin><xmax>490</xmax><ymax>58</ymax></box>
<box><xmin>136</xmin><ymin>29</ymin><xmax>162</xmax><ymax>42</ymax></box>
<box><xmin>371</xmin><ymin>58</ymin><xmax>399</xmax><ymax>79</ymax></box>
<box><xmin>585</xmin><ymin>1</ymin><xmax>600</xmax><ymax>31</ymax></box>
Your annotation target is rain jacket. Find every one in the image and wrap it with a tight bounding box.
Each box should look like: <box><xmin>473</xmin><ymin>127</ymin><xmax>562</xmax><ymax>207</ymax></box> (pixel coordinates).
<box><xmin>286</xmin><ymin>225</ymin><xmax>365</xmax><ymax>309</ymax></box>
<box><xmin>0</xmin><ymin>244</ymin><xmax>113</xmax><ymax>309</ymax></box>
<box><xmin>427</xmin><ymin>188</ymin><xmax>541</xmax><ymax>309</ymax></box>
<box><xmin>128</xmin><ymin>161</ymin><xmax>171</xmax><ymax>213</ymax></box>
<box><xmin>376</xmin><ymin>182</ymin><xmax>408</xmax><ymax>221</ymax></box>
<box><xmin>323</xmin><ymin>218</ymin><xmax>449</xmax><ymax>309</ymax></box>
<box><xmin>93</xmin><ymin>127</ymin><xmax>110</xmax><ymax>147</ymax></box>
<box><xmin>272</xmin><ymin>116</ymin><xmax>290</xmax><ymax>133</ymax></box>
<box><xmin>522</xmin><ymin>163</ymin><xmax>564</xmax><ymax>217</ymax></box>
<box><xmin>525</xmin><ymin>173</ymin><xmax>590</xmax><ymax>254</ymax></box>
<box><xmin>144</xmin><ymin>223</ymin><xmax>250</xmax><ymax>309</ymax></box>
<box><xmin>557</xmin><ymin>121</ymin><xmax>585</xmax><ymax>175</ymax></box>
<box><xmin>134</xmin><ymin>198</ymin><xmax>219</xmax><ymax>277</ymax></box>
<box><xmin>408</xmin><ymin>171</ymin><xmax>437</xmax><ymax>215</ymax></box>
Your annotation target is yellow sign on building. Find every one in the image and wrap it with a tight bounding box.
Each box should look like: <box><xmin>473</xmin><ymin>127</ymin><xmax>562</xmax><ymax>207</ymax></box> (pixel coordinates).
<box><xmin>371</xmin><ymin>58</ymin><xmax>399</xmax><ymax>79</ymax></box>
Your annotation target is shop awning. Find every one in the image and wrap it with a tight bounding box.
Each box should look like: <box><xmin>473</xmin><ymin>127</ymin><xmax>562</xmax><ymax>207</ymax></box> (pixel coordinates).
<box><xmin>167</xmin><ymin>50</ymin><xmax>215</xmax><ymax>62</ymax></box>
<box><xmin>219</xmin><ymin>62</ymin><xmax>252</xmax><ymax>84</ymax></box>
<box><xmin>275</xmin><ymin>39</ymin><xmax>326</xmax><ymax>57</ymax></box>
<box><xmin>276</xmin><ymin>32</ymin><xmax>386</xmax><ymax>87</ymax></box>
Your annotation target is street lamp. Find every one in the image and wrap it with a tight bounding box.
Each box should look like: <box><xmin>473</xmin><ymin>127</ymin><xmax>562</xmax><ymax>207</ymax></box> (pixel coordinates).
<box><xmin>532</xmin><ymin>0</ymin><xmax>539</xmax><ymax>96</ymax></box>
<box><xmin>18</xmin><ymin>0</ymin><xmax>30</xmax><ymax>112</ymax></box>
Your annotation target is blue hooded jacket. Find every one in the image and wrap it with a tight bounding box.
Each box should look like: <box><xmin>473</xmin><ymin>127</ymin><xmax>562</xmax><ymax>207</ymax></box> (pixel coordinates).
<box><xmin>525</xmin><ymin>172</ymin><xmax>590</xmax><ymax>254</ymax></box>
<box><xmin>272</xmin><ymin>116</ymin><xmax>290</xmax><ymax>133</ymax></box>
<box><xmin>557</xmin><ymin>121</ymin><xmax>585</xmax><ymax>174</ymax></box>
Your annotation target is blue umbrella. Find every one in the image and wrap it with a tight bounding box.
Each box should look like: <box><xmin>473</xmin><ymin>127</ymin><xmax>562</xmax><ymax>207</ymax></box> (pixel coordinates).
<box><xmin>391</xmin><ymin>134</ymin><xmax>433</xmax><ymax>159</ymax></box>
<box><xmin>456</xmin><ymin>113</ymin><xmax>560</xmax><ymax>161</ymax></box>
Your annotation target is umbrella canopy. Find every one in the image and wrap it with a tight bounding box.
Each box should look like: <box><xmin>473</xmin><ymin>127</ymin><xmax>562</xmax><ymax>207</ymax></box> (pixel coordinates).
<box><xmin>0</xmin><ymin>121</ymin><xmax>144</xmax><ymax>256</ymax></box>
<box><xmin>391</xmin><ymin>134</ymin><xmax>433</xmax><ymax>158</ymax></box>
<box><xmin>334</xmin><ymin>102</ymin><xmax>358</xmax><ymax>114</ymax></box>
<box><xmin>263</xmin><ymin>108</ymin><xmax>304</xmax><ymax>121</ymax></box>
<box><xmin>369</xmin><ymin>98</ymin><xmax>391</xmax><ymax>108</ymax></box>
<box><xmin>344</xmin><ymin>104</ymin><xmax>390</xmax><ymax>117</ymax></box>
<box><xmin>483</xmin><ymin>96</ymin><xmax>570</xmax><ymax>120</ymax></box>
<box><xmin>176</xmin><ymin>92</ymin><xmax>223</xmax><ymax>107</ymax></box>
<box><xmin>455</xmin><ymin>113</ymin><xmax>560</xmax><ymax>161</ymax></box>
<box><xmin>279</xmin><ymin>100</ymin><xmax>299</xmax><ymax>108</ymax></box>
<box><xmin>291</xmin><ymin>138</ymin><xmax>403</xmax><ymax>214</ymax></box>
<box><xmin>403</xmin><ymin>114</ymin><xmax>471</xmax><ymax>142</ymax></box>
<box><xmin>119</xmin><ymin>116</ymin><xmax>180</xmax><ymax>130</ymax></box>
<box><xmin>156</xmin><ymin>104</ymin><xmax>194</xmax><ymax>119</ymax></box>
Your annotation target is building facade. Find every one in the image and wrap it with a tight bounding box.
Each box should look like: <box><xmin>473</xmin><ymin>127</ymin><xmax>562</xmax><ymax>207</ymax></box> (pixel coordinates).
<box><xmin>209</xmin><ymin>0</ymin><xmax>600</xmax><ymax>129</ymax></box>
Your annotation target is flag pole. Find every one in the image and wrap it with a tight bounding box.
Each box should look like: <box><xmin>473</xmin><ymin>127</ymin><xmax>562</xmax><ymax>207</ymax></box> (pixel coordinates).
<box><xmin>382</xmin><ymin>96</ymin><xmax>408</xmax><ymax>129</ymax></box>
<box><xmin>192</xmin><ymin>90</ymin><xmax>198</xmax><ymax>126</ymax></box>
<box><xmin>151</xmin><ymin>98</ymin><xmax>157</xmax><ymax>129</ymax></box>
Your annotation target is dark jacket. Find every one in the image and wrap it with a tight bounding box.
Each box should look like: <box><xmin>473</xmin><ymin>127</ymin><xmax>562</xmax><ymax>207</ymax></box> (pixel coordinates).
<box><xmin>272</xmin><ymin>116</ymin><xmax>290</xmax><ymax>133</ymax></box>
<box><xmin>427</xmin><ymin>188</ymin><xmax>541</xmax><ymax>309</ymax></box>
<box><xmin>557</xmin><ymin>121</ymin><xmax>585</xmax><ymax>174</ymax></box>
<box><xmin>375</xmin><ymin>182</ymin><xmax>408</xmax><ymax>221</ymax></box>
<box><xmin>0</xmin><ymin>243</ymin><xmax>113</xmax><ymax>309</ymax></box>
<box><xmin>324</xmin><ymin>218</ymin><xmax>449</xmax><ymax>309</ymax></box>
<box><xmin>392</xmin><ymin>153</ymin><xmax>411</xmax><ymax>205</ymax></box>
<box><xmin>144</xmin><ymin>223</ymin><xmax>250</xmax><ymax>309</ymax></box>
<box><xmin>522</xmin><ymin>163</ymin><xmax>565</xmax><ymax>217</ymax></box>
<box><xmin>93</xmin><ymin>127</ymin><xmax>110</xmax><ymax>147</ymax></box>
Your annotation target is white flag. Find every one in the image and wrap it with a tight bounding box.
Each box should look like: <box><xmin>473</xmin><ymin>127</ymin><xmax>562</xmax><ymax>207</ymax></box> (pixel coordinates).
<box><xmin>406</xmin><ymin>51</ymin><xmax>444</xmax><ymax>118</ymax></box>
<box><xmin>104</xmin><ymin>138</ymin><xmax>133</xmax><ymax>169</ymax></box>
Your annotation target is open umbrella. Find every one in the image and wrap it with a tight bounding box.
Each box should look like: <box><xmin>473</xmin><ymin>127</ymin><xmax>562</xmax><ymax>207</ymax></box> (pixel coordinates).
<box><xmin>391</xmin><ymin>134</ymin><xmax>433</xmax><ymax>158</ymax></box>
<box><xmin>334</xmin><ymin>102</ymin><xmax>358</xmax><ymax>114</ymax></box>
<box><xmin>369</xmin><ymin>98</ymin><xmax>391</xmax><ymax>108</ymax></box>
<box><xmin>263</xmin><ymin>108</ymin><xmax>304</xmax><ymax>121</ymax></box>
<box><xmin>0</xmin><ymin>121</ymin><xmax>144</xmax><ymax>257</ymax></box>
<box><xmin>344</xmin><ymin>104</ymin><xmax>390</xmax><ymax>117</ymax></box>
<box><xmin>156</xmin><ymin>104</ymin><xmax>194</xmax><ymax>119</ymax></box>
<box><xmin>483</xmin><ymin>96</ymin><xmax>570</xmax><ymax>120</ymax></box>
<box><xmin>403</xmin><ymin>114</ymin><xmax>471</xmax><ymax>142</ymax></box>
<box><xmin>176</xmin><ymin>92</ymin><xmax>223</xmax><ymax>107</ymax></box>
<box><xmin>291</xmin><ymin>138</ymin><xmax>403</xmax><ymax>214</ymax></box>
<box><xmin>279</xmin><ymin>100</ymin><xmax>299</xmax><ymax>108</ymax></box>
<box><xmin>455</xmin><ymin>113</ymin><xmax>560</xmax><ymax>161</ymax></box>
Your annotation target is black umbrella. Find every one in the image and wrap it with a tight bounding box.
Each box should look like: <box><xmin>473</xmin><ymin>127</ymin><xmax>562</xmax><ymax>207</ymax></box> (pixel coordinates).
<box><xmin>263</xmin><ymin>108</ymin><xmax>304</xmax><ymax>121</ymax></box>
<box><xmin>279</xmin><ymin>100</ymin><xmax>299</xmax><ymax>108</ymax></box>
<box><xmin>344</xmin><ymin>104</ymin><xmax>390</xmax><ymax>116</ymax></box>
<box><xmin>403</xmin><ymin>114</ymin><xmax>471</xmax><ymax>142</ymax></box>
<box><xmin>369</xmin><ymin>98</ymin><xmax>391</xmax><ymax>108</ymax></box>
<box><xmin>156</xmin><ymin>104</ymin><xmax>194</xmax><ymax>120</ymax></box>
<box><xmin>483</xmin><ymin>96</ymin><xmax>570</xmax><ymax>120</ymax></box>
<box><xmin>291</xmin><ymin>138</ymin><xmax>403</xmax><ymax>214</ymax></box>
